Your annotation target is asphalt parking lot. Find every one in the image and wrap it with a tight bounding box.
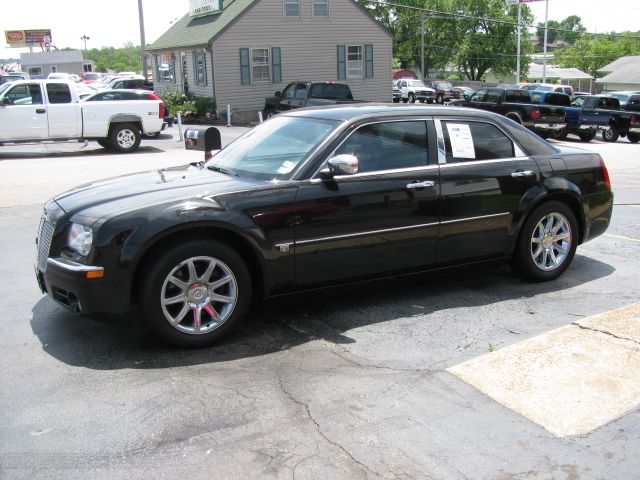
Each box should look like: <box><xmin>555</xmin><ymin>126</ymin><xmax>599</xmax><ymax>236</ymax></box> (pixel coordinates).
<box><xmin>1</xmin><ymin>127</ymin><xmax>639</xmax><ymax>479</ymax></box>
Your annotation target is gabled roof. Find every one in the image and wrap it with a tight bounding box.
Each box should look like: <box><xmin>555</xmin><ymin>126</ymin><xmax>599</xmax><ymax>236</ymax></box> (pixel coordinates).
<box><xmin>20</xmin><ymin>50</ymin><xmax>85</xmax><ymax>64</ymax></box>
<box><xmin>527</xmin><ymin>63</ymin><xmax>592</xmax><ymax>80</ymax></box>
<box><xmin>598</xmin><ymin>55</ymin><xmax>640</xmax><ymax>74</ymax></box>
<box><xmin>147</xmin><ymin>0</ymin><xmax>256</xmax><ymax>51</ymax></box>
<box><xmin>595</xmin><ymin>63</ymin><xmax>640</xmax><ymax>85</ymax></box>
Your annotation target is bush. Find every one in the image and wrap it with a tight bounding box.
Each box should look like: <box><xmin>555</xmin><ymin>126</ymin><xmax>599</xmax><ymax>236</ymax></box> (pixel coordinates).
<box><xmin>161</xmin><ymin>91</ymin><xmax>216</xmax><ymax>120</ymax></box>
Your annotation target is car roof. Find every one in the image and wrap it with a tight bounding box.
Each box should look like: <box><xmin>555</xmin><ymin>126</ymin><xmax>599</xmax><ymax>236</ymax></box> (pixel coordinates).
<box><xmin>283</xmin><ymin>103</ymin><xmax>505</xmax><ymax>122</ymax></box>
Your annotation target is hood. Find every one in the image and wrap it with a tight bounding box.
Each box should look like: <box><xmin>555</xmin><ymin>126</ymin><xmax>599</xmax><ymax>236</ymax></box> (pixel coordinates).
<box><xmin>53</xmin><ymin>163</ymin><xmax>261</xmax><ymax>224</ymax></box>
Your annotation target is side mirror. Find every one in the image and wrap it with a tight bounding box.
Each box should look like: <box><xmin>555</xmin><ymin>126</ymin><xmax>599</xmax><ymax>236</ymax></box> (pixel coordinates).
<box><xmin>320</xmin><ymin>154</ymin><xmax>359</xmax><ymax>179</ymax></box>
<box><xmin>274</xmin><ymin>91</ymin><xmax>282</xmax><ymax>98</ymax></box>
<box><xmin>1</xmin><ymin>97</ymin><xmax>13</xmax><ymax>105</ymax></box>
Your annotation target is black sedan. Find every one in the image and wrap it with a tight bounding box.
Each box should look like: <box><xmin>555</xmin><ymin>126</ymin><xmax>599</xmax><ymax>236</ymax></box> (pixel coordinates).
<box><xmin>35</xmin><ymin>105</ymin><xmax>613</xmax><ymax>347</ymax></box>
<box><xmin>82</xmin><ymin>89</ymin><xmax>174</xmax><ymax>136</ymax></box>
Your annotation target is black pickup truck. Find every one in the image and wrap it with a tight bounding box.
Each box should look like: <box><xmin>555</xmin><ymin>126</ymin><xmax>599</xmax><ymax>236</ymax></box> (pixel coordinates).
<box><xmin>263</xmin><ymin>81</ymin><xmax>357</xmax><ymax>118</ymax></box>
<box><xmin>450</xmin><ymin>87</ymin><xmax>566</xmax><ymax>138</ymax></box>
<box><xmin>584</xmin><ymin>95</ymin><xmax>640</xmax><ymax>143</ymax></box>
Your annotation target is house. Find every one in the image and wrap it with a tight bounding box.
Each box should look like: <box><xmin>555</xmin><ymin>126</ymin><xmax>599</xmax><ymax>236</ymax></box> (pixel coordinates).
<box><xmin>147</xmin><ymin>0</ymin><xmax>393</xmax><ymax>121</ymax></box>
<box><xmin>19</xmin><ymin>51</ymin><xmax>95</xmax><ymax>78</ymax></box>
<box><xmin>596</xmin><ymin>55</ymin><xmax>640</xmax><ymax>92</ymax></box>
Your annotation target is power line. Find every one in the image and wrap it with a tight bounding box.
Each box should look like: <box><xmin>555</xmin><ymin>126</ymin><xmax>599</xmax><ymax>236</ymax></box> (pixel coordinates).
<box><xmin>364</xmin><ymin>0</ymin><xmax>640</xmax><ymax>40</ymax></box>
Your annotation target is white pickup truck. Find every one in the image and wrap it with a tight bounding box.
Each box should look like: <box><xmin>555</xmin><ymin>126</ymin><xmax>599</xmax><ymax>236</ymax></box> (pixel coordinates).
<box><xmin>0</xmin><ymin>79</ymin><xmax>164</xmax><ymax>153</ymax></box>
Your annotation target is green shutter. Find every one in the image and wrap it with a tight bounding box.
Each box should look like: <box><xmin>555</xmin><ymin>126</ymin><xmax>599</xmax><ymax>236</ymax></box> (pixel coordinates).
<box><xmin>337</xmin><ymin>45</ymin><xmax>345</xmax><ymax>80</ymax></box>
<box><xmin>272</xmin><ymin>47</ymin><xmax>281</xmax><ymax>84</ymax></box>
<box><xmin>240</xmin><ymin>48</ymin><xmax>250</xmax><ymax>85</ymax></box>
<box><xmin>365</xmin><ymin>44</ymin><xmax>373</xmax><ymax>78</ymax></box>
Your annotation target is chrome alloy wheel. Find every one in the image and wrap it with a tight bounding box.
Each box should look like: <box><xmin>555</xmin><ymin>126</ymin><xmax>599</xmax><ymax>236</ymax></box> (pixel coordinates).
<box><xmin>160</xmin><ymin>256</ymin><xmax>238</xmax><ymax>334</ymax></box>
<box><xmin>116</xmin><ymin>128</ymin><xmax>137</xmax><ymax>149</ymax></box>
<box><xmin>530</xmin><ymin>212</ymin><xmax>572</xmax><ymax>271</ymax></box>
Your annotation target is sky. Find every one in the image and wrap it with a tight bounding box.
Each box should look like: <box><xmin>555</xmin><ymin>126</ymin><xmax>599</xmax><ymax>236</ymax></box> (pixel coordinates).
<box><xmin>1</xmin><ymin>0</ymin><xmax>639</xmax><ymax>61</ymax></box>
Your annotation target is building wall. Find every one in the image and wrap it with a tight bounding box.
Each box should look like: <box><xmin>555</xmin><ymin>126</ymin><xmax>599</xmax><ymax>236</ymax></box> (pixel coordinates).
<box><xmin>154</xmin><ymin>49</ymin><xmax>215</xmax><ymax>100</ymax></box>
<box><xmin>21</xmin><ymin>61</ymin><xmax>88</xmax><ymax>77</ymax></box>
<box><xmin>599</xmin><ymin>82</ymin><xmax>640</xmax><ymax>92</ymax></box>
<box><xmin>212</xmin><ymin>0</ymin><xmax>392</xmax><ymax>115</ymax></box>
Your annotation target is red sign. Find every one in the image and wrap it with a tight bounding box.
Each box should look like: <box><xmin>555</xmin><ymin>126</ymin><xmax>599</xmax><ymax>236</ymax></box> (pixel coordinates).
<box><xmin>4</xmin><ymin>29</ymin><xmax>52</xmax><ymax>46</ymax></box>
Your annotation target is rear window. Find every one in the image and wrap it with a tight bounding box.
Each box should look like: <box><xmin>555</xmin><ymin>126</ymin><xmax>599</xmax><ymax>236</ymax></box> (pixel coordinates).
<box><xmin>545</xmin><ymin>93</ymin><xmax>571</xmax><ymax>106</ymax></box>
<box><xmin>308</xmin><ymin>83</ymin><xmax>352</xmax><ymax>99</ymax></box>
<box><xmin>46</xmin><ymin>83</ymin><xmax>72</xmax><ymax>104</ymax></box>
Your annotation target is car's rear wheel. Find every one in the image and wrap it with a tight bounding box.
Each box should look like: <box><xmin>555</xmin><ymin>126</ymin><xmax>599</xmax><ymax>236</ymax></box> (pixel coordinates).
<box><xmin>408</xmin><ymin>93</ymin><xmax>415</xmax><ymax>103</ymax></box>
<box><xmin>552</xmin><ymin>128</ymin><xmax>568</xmax><ymax>140</ymax></box>
<box><xmin>511</xmin><ymin>201</ymin><xmax>578</xmax><ymax>282</ymax></box>
<box><xmin>436</xmin><ymin>94</ymin><xmax>444</xmax><ymax>104</ymax></box>
<box><xmin>602</xmin><ymin>124</ymin><xmax>619</xmax><ymax>142</ymax></box>
<box><xmin>140</xmin><ymin>240</ymin><xmax>252</xmax><ymax>347</ymax></box>
<box><xmin>108</xmin><ymin>123</ymin><xmax>141</xmax><ymax>153</ymax></box>
<box><xmin>579</xmin><ymin>131</ymin><xmax>596</xmax><ymax>142</ymax></box>
<box><xmin>628</xmin><ymin>132</ymin><xmax>640</xmax><ymax>143</ymax></box>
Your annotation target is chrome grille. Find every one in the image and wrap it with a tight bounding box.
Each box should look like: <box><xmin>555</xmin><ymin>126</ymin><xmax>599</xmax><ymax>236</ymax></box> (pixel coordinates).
<box><xmin>37</xmin><ymin>213</ymin><xmax>55</xmax><ymax>272</ymax></box>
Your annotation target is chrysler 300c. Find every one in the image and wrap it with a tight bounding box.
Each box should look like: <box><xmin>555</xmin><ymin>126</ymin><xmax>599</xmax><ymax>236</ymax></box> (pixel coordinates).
<box><xmin>35</xmin><ymin>105</ymin><xmax>613</xmax><ymax>347</ymax></box>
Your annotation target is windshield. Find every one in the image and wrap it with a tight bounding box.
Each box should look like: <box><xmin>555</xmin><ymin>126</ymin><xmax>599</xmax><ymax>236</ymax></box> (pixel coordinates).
<box><xmin>0</xmin><ymin>82</ymin><xmax>12</xmax><ymax>95</ymax></box>
<box><xmin>608</xmin><ymin>93</ymin><xmax>630</xmax><ymax>104</ymax></box>
<box><xmin>206</xmin><ymin>116</ymin><xmax>339</xmax><ymax>180</ymax></box>
<box><xmin>408</xmin><ymin>81</ymin><xmax>427</xmax><ymax>88</ymax></box>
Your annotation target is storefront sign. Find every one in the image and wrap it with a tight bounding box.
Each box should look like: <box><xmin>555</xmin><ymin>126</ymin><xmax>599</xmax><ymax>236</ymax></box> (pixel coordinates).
<box><xmin>5</xmin><ymin>29</ymin><xmax>52</xmax><ymax>47</ymax></box>
<box><xmin>189</xmin><ymin>0</ymin><xmax>222</xmax><ymax>17</ymax></box>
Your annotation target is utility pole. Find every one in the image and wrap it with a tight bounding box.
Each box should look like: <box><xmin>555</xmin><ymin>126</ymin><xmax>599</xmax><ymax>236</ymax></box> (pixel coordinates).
<box><xmin>80</xmin><ymin>34</ymin><xmax>90</xmax><ymax>51</ymax></box>
<box><xmin>516</xmin><ymin>2</ymin><xmax>521</xmax><ymax>83</ymax></box>
<box><xmin>542</xmin><ymin>0</ymin><xmax>549</xmax><ymax>83</ymax></box>
<box><xmin>138</xmin><ymin>0</ymin><xmax>147</xmax><ymax>79</ymax></box>
<box><xmin>420</xmin><ymin>11</ymin><xmax>425</xmax><ymax>80</ymax></box>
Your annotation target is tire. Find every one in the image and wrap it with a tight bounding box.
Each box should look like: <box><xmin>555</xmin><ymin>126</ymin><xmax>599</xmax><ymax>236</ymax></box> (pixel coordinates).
<box><xmin>436</xmin><ymin>94</ymin><xmax>444</xmax><ymax>104</ymax></box>
<box><xmin>579</xmin><ymin>131</ymin><xmax>596</xmax><ymax>142</ymax></box>
<box><xmin>408</xmin><ymin>93</ymin><xmax>415</xmax><ymax>104</ymax></box>
<box><xmin>96</xmin><ymin>139</ymin><xmax>109</xmax><ymax>148</ymax></box>
<box><xmin>628</xmin><ymin>132</ymin><xmax>640</xmax><ymax>143</ymax></box>
<box><xmin>145</xmin><ymin>131</ymin><xmax>161</xmax><ymax>138</ymax></box>
<box><xmin>552</xmin><ymin>128</ymin><xmax>568</xmax><ymax>141</ymax></box>
<box><xmin>602</xmin><ymin>124</ymin><xmax>620</xmax><ymax>142</ymax></box>
<box><xmin>140</xmin><ymin>239</ymin><xmax>252</xmax><ymax>348</ymax></box>
<box><xmin>108</xmin><ymin>123</ymin><xmax>141</xmax><ymax>153</ymax></box>
<box><xmin>264</xmin><ymin>109</ymin><xmax>276</xmax><ymax>119</ymax></box>
<box><xmin>402</xmin><ymin>97</ymin><xmax>408</xmax><ymax>103</ymax></box>
<box><xmin>511</xmin><ymin>201</ymin><xmax>578</xmax><ymax>282</ymax></box>
<box><xmin>427</xmin><ymin>99</ymin><xmax>434</xmax><ymax>104</ymax></box>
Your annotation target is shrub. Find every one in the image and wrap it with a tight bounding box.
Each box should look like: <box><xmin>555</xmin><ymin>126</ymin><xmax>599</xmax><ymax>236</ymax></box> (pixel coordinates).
<box><xmin>161</xmin><ymin>91</ymin><xmax>216</xmax><ymax>120</ymax></box>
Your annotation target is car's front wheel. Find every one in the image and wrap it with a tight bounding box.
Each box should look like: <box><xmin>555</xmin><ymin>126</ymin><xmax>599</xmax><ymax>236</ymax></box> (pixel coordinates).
<box><xmin>628</xmin><ymin>132</ymin><xmax>640</xmax><ymax>143</ymax></box>
<box><xmin>602</xmin><ymin>124</ymin><xmax>619</xmax><ymax>142</ymax></box>
<box><xmin>408</xmin><ymin>93</ymin><xmax>415</xmax><ymax>103</ymax></box>
<box><xmin>511</xmin><ymin>201</ymin><xmax>578</xmax><ymax>282</ymax></box>
<box><xmin>579</xmin><ymin>131</ymin><xmax>596</xmax><ymax>142</ymax></box>
<box><xmin>108</xmin><ymin>123</ymin><xmax>141</xmax><ymax>153</ymax></box>
<box><xmin>140</xmin><ymin>240</ymin><xmax>252</xmax><ymax>347</ymax></box>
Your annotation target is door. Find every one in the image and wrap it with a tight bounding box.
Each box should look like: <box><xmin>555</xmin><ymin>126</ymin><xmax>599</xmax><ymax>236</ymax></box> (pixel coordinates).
<box><xmin>277</xmin><ymin>83</ymin><xmax>302</xmax><ymax>112</ymax></box>
<box><xmin>435</xmin><ymin>117</ymin><xmax>540</xmax><ymax>264</ymax></box>
<box><xmin>0</xmin><ymin>83</ymin><xmax>48</xmax><ymax>141</ymax></box>
<box><xmin>44</xmin><ymin>83</ymin><xmax>79</xmax><ymax>138</ymax></box>
<box><xmin>294</xmin><ymin>119</ymin><xmax>440</xmax><ymax>287</ymax></box>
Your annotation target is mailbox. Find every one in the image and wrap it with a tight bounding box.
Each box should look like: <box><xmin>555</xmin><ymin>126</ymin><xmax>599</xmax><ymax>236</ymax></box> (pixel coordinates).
<box><xmin>184</xmin><ymin>126</ymin><xmax>222</xmax><ymax>152</ymax></box>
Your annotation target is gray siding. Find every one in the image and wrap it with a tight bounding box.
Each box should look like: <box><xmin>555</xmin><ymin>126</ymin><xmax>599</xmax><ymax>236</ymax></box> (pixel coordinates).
<box><xmin>154</xmin><ymin>49</ymin><xmax>215</xmax><ymax>99</ymax></box>
<box><xmin>212</xmin><ymin>0</ymin><xmax>392</xmax><ymax>113</ymax></box>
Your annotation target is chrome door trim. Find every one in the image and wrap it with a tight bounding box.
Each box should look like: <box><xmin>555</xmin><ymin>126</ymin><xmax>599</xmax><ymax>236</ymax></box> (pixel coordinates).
<box><xmin>440</xmin><ymin>212</ymin><xmax>510</xmax><ymax>225</ymax></box>
<box><xmin>438</xmin><ymin>157</ymin><xmax>532</xmax><ymax>169</ymax></box>
<box><xmin>308</xmin><ymin>164</ymin><xmax>439</xmax><ymax>184</ymax></box>
<box><xmin>296</xmin><ymin>221</ymin><xmax>440</xmax><ymax>246</ymax></box>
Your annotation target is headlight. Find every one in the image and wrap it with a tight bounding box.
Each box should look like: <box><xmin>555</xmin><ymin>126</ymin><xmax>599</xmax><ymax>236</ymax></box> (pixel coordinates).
<box><xmin>67</xmin><ymin>223</ymin><xmax>93</xmax><ymax>256</ymax></box>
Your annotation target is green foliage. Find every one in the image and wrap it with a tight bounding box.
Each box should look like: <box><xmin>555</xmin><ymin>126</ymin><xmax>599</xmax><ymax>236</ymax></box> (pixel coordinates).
<box><xmin>554</xmin><ymin>34</ymin><xmax>640</xmax><ymax>76</ymax></box>
<box><xmin>84</xmin><ymin>43</ymin><xmax>142</xmax><ymax>73</ymax></box>
<box><xmin>559</xmin><ymin>16</ymin><xmax>586</xmax><ymax>45</ymax></box>
<box><xmin>536</xmin><ymin>20</ymin><xmax>560</xmax><ymax>45</ymax></box>
<box><xmin>162</xmin><ymin>91</ymin><xmax>215</xmax><ymax>119</ymax></box>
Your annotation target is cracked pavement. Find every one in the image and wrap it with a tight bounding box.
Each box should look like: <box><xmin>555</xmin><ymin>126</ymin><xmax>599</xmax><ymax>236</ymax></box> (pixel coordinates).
<box><xmin>1</xmin><ymin>134</ymin><xmax>639</xmax><ymax>479</ymax></box>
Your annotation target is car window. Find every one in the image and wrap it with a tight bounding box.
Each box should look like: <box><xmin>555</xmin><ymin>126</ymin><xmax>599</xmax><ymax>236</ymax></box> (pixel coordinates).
<box><xmin>469</xmin><ymin>89</ymin><xmax>486</xmax><ymax>102</ymax></box>
<box><xmin>484</xmin><ymin>90</ymin><xmax>501</xmax><ymax>103</ymax></box>
<box><xmin>281</xmin><ymin>84</ymin><xmax>296</xmax><ymax>99</ymax></box>
<box><xmin>572</xmin><ymin>97</ymin><xmax>585</xmax><ymax>107</ymax></box>
<box><xmin>530</xmin><ymin>92</ymin><xmax>542</xmax><ymax>104</ymax></box>
<box><xmin>442</xmin><ymin>121</ymin><xmax>515</xmax><ymax>163</ymax></box>
<box><xmin>4</xmin><ymin>83</ymin><xmax>43</xmax><ymax>105</ymax></box>
<box><xmin>335</xmin><ymin>121</ymin><xmax>428</xmax><ymax>173</ymax></box>
<box><xmin>545</xmin><ymin>93</ymin><xmax>571</xmax><ymax>106</ymax></box>
<box><xmin>46</xmin><ymin>83</ymin><xmax>72</xmax><ymax>104</ymax></box>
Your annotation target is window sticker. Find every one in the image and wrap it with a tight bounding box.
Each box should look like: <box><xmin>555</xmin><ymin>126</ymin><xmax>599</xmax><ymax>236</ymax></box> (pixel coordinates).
<box><xmin>277</xmin><ymin>160</ymin><xmax>295</xmax><ymax>174</ymax></box>
<box><xmin>446</xmin><ymin>123</ymin><xmax>476</xmax><ymax>159</ymax></box>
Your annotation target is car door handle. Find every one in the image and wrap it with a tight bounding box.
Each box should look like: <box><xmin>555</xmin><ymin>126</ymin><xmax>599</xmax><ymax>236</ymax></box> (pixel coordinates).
<box><xmin>406</xmin><ymin>180</ymin><xmax>435</xmax><ymax>189</ymax></box>
<box><xmin>511</xmin><ymin>170</ymin><xmax>535</xmax><ymax>178</ymax></box>
<box><xmin>36</xmin><ymin>109</ymin><xmax>46</xmax><ymax>114</ymax></box>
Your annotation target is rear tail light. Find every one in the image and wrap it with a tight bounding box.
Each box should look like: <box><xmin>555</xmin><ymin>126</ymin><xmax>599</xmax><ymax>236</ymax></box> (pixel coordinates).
<box><xmin>600</xmin><ymin>155</ymin><xmax>611</xmax><ymax>191</ymax></box>
<box><xmin>149</xmin><ymin>92</ymin><xmax>161</xmax><ymax>100</ymax></box>
<box><xmin>630</xmin><ymin>115</ymin><xmax>638</xmax><ymax>126</ymax></box>
<box><xmin>531</xmin><ymin>109</ymin><xmax>542</xmax><ymax>120</ymax></box>
<box><xmin>158</xmin><ymin>101</ymin><xmax>166</xmax><ymax>119</ymax></box>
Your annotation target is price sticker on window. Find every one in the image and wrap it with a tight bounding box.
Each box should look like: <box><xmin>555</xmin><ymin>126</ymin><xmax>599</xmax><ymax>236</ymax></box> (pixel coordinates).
<box><xmin>446</xmin><ymin>123</ymin><xmax>476</xmax><ymax>159</ymax></box>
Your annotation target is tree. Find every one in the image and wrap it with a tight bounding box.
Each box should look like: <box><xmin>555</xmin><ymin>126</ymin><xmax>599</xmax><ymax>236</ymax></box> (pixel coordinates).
<box><xmin>536</xmin><ymin>20</ymin><xmax>560</xmax><ymax>45</ymax></box>
<box><xmin>558</xmin><ymin>15</ymin><xmax>586</xmax><ymax>45</ymax></box>
<box><xmin>555</xmin><ymin>34</ymin><xmax>640</xmax><ymax>77</ymax></box>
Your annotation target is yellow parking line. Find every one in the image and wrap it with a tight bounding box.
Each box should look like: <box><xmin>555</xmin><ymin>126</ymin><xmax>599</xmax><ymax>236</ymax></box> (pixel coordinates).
<box><xmin>604</xmin><ymin>233</ymin><xmax>640</xmax><ymax>243</ymax></box>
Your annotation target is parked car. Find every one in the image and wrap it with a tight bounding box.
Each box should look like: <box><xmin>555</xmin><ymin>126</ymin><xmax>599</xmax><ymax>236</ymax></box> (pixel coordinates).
<box><xmin>452</xmin><ymin>86</ymin><xmax>474</xmax><ymax>99</ymax></box>
<box><xmin>82</xmin><ymin>89</ymin><xmax>174</xmax><ymax>135</ymax></box>
<box><xmin>392</xmin><ymin>80</ymin><xmax>402</xmax><ymax>103</ymax></box>
<box><xmin>551</xmin><ymin>94</ymin><xmax>611</xmax><ymax>142</ymax></box>
<box><xmin>0</xmin><ymin>74</ymin><xmax>28</xmax><ymax>85</ymax></box>
<box><xmin>606</xmin><ymin>91</ymin><xmax>640</xmax><ymax>107</ymax></box>
<box><xmin>449</xmin><ymin>87</ymin><xmax>566</xmax><ymax>138</ymax></box>
<box><xmin>0</xmin><ymin>80</ymin><xmax>164</xmax><ymax>152</ymax></box>
<box><xmin>81</xmin><ymin>72</ymin><xmax>104</xmax><ymax>84</ymax></box>
<box><xmin>397</xmin><ymin>79</ymin><xmax>435</xmax><ymax>103</ymax></box>
<box><xmin>97</xmin><ymin>75</ymin><xmax>149</xmax><ymax>91</ymax></box>
<box><xmin>520</xmin><ymin>83</ymin><xmax>574</xmax><ymax>98</ymax></box>
<box><xmin>263</xmin><ymin>81</ymin><xmax>357</xmax><ymax>117</ymax></box>
<box><xmin>586</xmin><ymin>95</ymin><xmax>640</xmax><ymax>142</ymax></box>
<box><xmin>34</xmin><ymin>104</ymin><xmax>613</xmax><ymax>347</ymax></box>
<box><xmin>428</xmin><ymin>80</ymin><xmax>458</xmax><ymax>104</ymax></box>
